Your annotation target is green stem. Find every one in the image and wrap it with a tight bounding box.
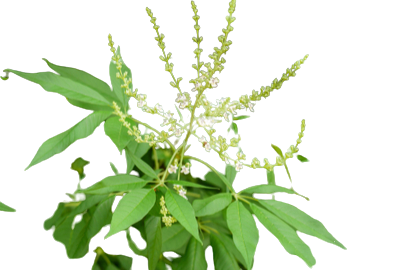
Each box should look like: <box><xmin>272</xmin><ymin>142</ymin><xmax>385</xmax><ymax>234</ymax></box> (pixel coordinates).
<box><xmin>161</xmin><ymin>254</ymin><xmax>173</xmax><ymax>266</ymax></box>
<box><xmin>130</xmin><ymin>117</ymin><xmax>175</xmax><ymax>151</ymax></box>
<box><xmin>152</xmin><ymin>145</ymin><xmax>159</xmax><ymax>170</ymax></box>
<box><xmin>186</xmin><ymin>191</ymin><xmax>201</xmax><ymax>198</ymax></box>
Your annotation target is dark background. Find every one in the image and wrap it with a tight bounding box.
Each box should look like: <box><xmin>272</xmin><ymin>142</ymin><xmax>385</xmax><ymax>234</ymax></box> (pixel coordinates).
<box><xmin>0</xmin><ymin>1</ymin><xmax>350</xmax><ymax>269</ymax></box>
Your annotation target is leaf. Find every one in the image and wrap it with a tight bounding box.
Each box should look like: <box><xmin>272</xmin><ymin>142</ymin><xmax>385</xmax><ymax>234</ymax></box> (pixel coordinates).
<box><xmin>42</xmin><ymin>58</ymin><xmax>122</xmax><ymax>109</ymax></box>
<box><xmin>25</xmin><ymin>110</ymin><xmax>112</xmax><ymax>170</ymax></box>
<box><xmin>71</xmin><ymin>157</ymin><xmax>90</xmax><ymax>180</ymax></box>
<box><xmin>215</xmin><ymin>232</ymin><xmax>247</xmax><ymax>268</ymax></box>
<box><xmin>239</xmin><ymin>184</ymin><xmax>294</xmax><ymax>195</ymax></box>
<box><xmin>66</xmin><ymin>97</ymin><xmax>113</xmax><ymax>112</ymax></box>
<box><xmin>225</xmin><ymin>165</ymin><xmax>237</xmax><ymax>185</ymax></box>
<box><xmin>166</xmin><ymin>180</ymin><xmax>219</xmax><ymax>190</ymax></box>
<box><xmin>93</xmin><ymin>246</ymin><xmax>133</xmax><ymax>270</ymax></box>
<box><xmin>226</xmin><ymin>201</ymin><xmax>259</xmax><ymax>270</ymax></box>
<box><xmin>145</xmin><ymin>216</ymin><xmax>162</xmax><ymax>270</ymax></box>
<box><xmin>44</xmin><ymin>202</ymin><xmax>71</xmax><ymax>230</ymax></box>
<box><xmin>165</xmin><ymin>189</ymin><xmax>202</xmax><ymax>244</ymax></box>
<box><xmin>110</xmin><ymin>162</ymin><xmax>119</xmax><ymax>175</ymax></box>
<box><xmin>250</xmin><ymin>203</ymin><xmax>316</xmax><ymax>267</ymax></box>
<box><xmin>231</xmin><ymin>122</ymin><xmax>238</xmax><ymax>135</ymax></box>
<box><xmin>87</xmin><ymin>195</ymin><xmax>116</xmax><ymax>238</ymax></box>
<box><xmin>5</xmin><ymin>69</ymin><xmax>112</xmax><ymax>106</ymax></box>
<box><xmin>105</xmin><ymin>188</ymin><xmax>155</xmax><ymax>239</ymax></box>
<box><xmin>192</xmin><ymin>193</ymin><xmax>232</xmax><ymax>217</ymax></box>
<box><xmin>126</xmin><ymin>148</ymin><xmax>159</xmax><ymax>180</ymax></box>
<box><xmin>126</xmin><ymin>228</ymin><xmax>147</xmax><ymax>256</ymax></box>
<box><xmin>161</xmin><ymin>223</ymin><xmax>191</xmax><ymax>252</ymax></box>
<box><xmin>175</xmin><ymin>104</ymin><xmax>184</xmax><ymax>123</ymax></box>
<box><xmin>204</xmin><ymin>171</ymin><xmax>226</xmax><ymax>191</ymax></box>
<box><xmin>271</xmin><ymin>144</ymin><xmax>284</xmax><ymax>158</ymax></box>
<box><xmin>0</xmin><ymin>201</ymin><xmax>16</xmax><ymax>212</ymax></box>
<box><xmin>176</xmin><ymin>237</ymin><xmax>207</xmax><ymax>270</ymax></box>
<box><xmin>297</xmin><ymin>155</ymin><xmax>309</xmax><ymax>162</ymax></box>
<box><xmin>82</xmin><ymin>175</ymin><xmax>148</xmax><ymax>195</ymax></box>
<box><xmin>267</xmin><ymin>170</ymin><xmax>275</xmax><ymax>185</ymax></box>
<box><xmin>210</xmin><ymin>233</ymin><xmax>240</xmax><ymax>270</ymax></box>
<box><xmin>233</xmin><ymin>115</ymin><xmax>251</xmax><ymax>121</ymax></box>
<box><xmin>259</xmin><ymin>200</ymin><xmax>346</xmax><ymax>250</ymax></box>
<box><xmin>125</xmin><ymin>139</ymin><xmax>151</xmax><ymax>174</ymax></box>
<box><xmin>104</xmin><ymin>116</ymin><xmax>134</xmax><ymax>154</ymax></box>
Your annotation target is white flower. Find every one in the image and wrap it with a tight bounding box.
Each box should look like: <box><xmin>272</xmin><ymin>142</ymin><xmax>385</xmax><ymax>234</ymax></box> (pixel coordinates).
<box><xmin>137</xmin><ymin>100</ymin><xmax>147</xmax><ymax>108</ymax></box>
<box><xmin>168</xmin><ymin>165</ymin><xmax>177</xmax><ymax>174</ymax></box>
<box><xmin>235</xmin><ymin>161</ymin><xmax>243</xmax><ymax>171</ymax></box>
<box><xmin>181</xmin><ymin>166</ymin><xmax>190</xmax><ymax>174</ymax></box>
<box><xmin>191</xmin><ymin>82</ymin><xmax>201</xmax><ymax>92</ymax></box>
<box><xmin>166</xmin><ymin>111</ymin><xmax>174</xmax><ymax>119</ymax></box>
<box><xmin>204</xmin><ymin>143</ymin><xmax>211</xmax><ymax>152</ymax></box>
<box><xmin>169</xmin><ymin>125</ymin><xmax>176</xmax><ymax>132</ymax></box>
<box><xmin>155</xmin><ymin>104</ymin><xmax>164</xmax><ymax>113</ymax></box>
<box><xmin>179</xmin><ymin>100</ymin><xmax>189</xmax><ymax>109</ymax></box>
<box><xmin>198</xmin><ymin>116</ymin><xmax>207</xmax><ymax>127</ymax></box>
<box><xmin>223</xmin><ymin>153</ymin><xmax>230</xmax><ymax>164</ymax></box>
<box><xmin>175</xmin><ymin>93</ymin><xmax>186</xmax><ymax>103</ymax></box>
<box><xmin>199</xmin><ymin>136</ymin><xmax>207</xmax><ymax>143</ymax></box>
<box><xmin>178</xmin><ymin>189</ymin><xmax>187</xmax><ymax>199</ymax></box>
<box><xmin>248</xmin><ymin>102</ymin><xmax>255</xmax><ymax>112</ymax></box>
<box><xmin>209</xmin><ymin>77</ymin><xmax>220</xmax><ymax>88</ymax></box>
<box><xmin>223</xmin><ymin>112</ymin><xmax>230</xmax><ymax>122</ymax></box>
<box><xmin>175</xmin><ymin>128</ymin><xmax>184</xmax><ymax>137</ymax></box>
<box><xmin>161</xmin><ymin>117</ymin><xmax>169</xmax><ymax>126</ymax></box>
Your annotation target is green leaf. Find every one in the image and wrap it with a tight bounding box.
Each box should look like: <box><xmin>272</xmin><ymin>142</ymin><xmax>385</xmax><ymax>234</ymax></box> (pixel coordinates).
<box><xmin>66</xmin><ymin>97</ymin><xmax>113</xmax><ymax>112</ymax></box>
<box><xmin>227</xmin><ymin>121</ymin><xmax>238</xmax><ymax>136</ymax></box>
<box><xmin>87</xmin><ymin>195</ymin><xmax>116</xmax><ymax>238</ymax></box>
<box><xmin>166</xmin><ymin>180</ymin><xmax>219</xmax><ymax>190</ymax></box>
<box><xmin>110</xmin><ymin>46</ymin><xmax>131</xmax><ymax>111</ymax></box>
<box><xmin>239</xmin><ymin>184</ymin><xmax>294</xmax><ymax>195</ymax></box>
<box><xmin>233</xmin><ymin>115</ymin><xmax>250</xmax><ymax>121</ymax></box>
<box><xmin>25</xmin><ymin>110</ymin><xmax>112</xmax><ymax>170</ymax></box>
<box><xmin>210</xmin><ymin>233</ymin><xmax>240</xmax><ymax>270</ymax></box>
<box><xmin>42</xmin><ymin>58</ymin><xmax>122</xmax><ymax>108</ymax></box>
<box><xmin>104</xmin><ymin>116</ymin><xmax>134</xmax><ymax>154</ymax></box>
<box><xmin>82</xmin><ymin>175</ymin><xmax>148</xmax><ymax>195</ymax></box>
<box><xmin>126</xmin><ymin>148</ymin><xmax>159</xmax><ymax>180</ymax></box>
<box><xmin>126</xmin><ymin>228</ymin><xmax>147</xmax><ymax>256</ymax></box>
<box><xmin>106</xmin><ymin>188</ymin><xmax>155</xmax><ymax>239</ymax></box>
<box><xmin>71</xmin><ymin>157</ymin><xmax>90</xmax><ymax>180</ymax></box>
<box><xmin>44</xmin><ymin>203</ymin><xmax>66</xmax><ymax>230</ymax></box>
<box><xmin>175</xmin><ymin>104</ymin><xmax>184</xmax><ymax>123</ymax></box>
<box><xmin>145</xmin><ymin>216</ymin><xmax>162</xmax><ymax>270</ymax></box>
<box><xmin>192</xmin><ymin>193</ymin><xmax>232</xmax><ymax>217</ymax></box>
<box><xmin>0</xmin><ymin>201</ymin><xmax>16</xmax><ymax>212</ymax></box>
<box><xmin>125</xmin><ymin>140</ymin><xmax>151</xmax><ymax>174</ymax></box>
<box><xmin>176</xmin><ymin>237</ymin><xmax>207</xmax><ymax>270</ymax></box>
<box><xmin>165</xmin><ymin>189</ymin><xmax>201</xmax><ymax>244</ymax></box>
<box><xmin>297</xmin><ymin>155</ymin><xmax>309</xmax><ymax>162</ymax></box>
<box><xmin>110</xmin><ymin>162</ymin><xmax>119</xmax><ymax>175</ymax></box>
<box><xmin>271</xmin><ymin>144</ymin><xmax>284</xmax><ymax>158</ymax></box>
<box><xmin>161</xmin><ymin>223</ymin><xmax>191</xmax><ymax>253</ymax></box>
<box><xmin>267</xmin><ymin>170</ymin><xmax>275</xmax><ymax>185</ymax></box>
<box><xmin>226</xmin><ymin>201</ymin><xmax>259</xmax><ymax>270</ymax></box>
<box><xmin>250</xmin><ymin>203</ymin><xmax>316</xmax><ymax>267</ymax></box>
<box><xmin>259</xmin><ymin>200</ymin><xmax>346</xmax><ymax>250</ymax></box>
<box><xmin>5</xmin><ymin>69</ymin><xmax>112</xmax><ymax>106</ymax></box>
<box><xmin>215</xmin><ymin>232</ymin><xmax>247</xmax><ymax>269</ymax></box>
<box><xmin>225</xmin><ymin>165</ymin><xmax>237</xmax><ymax>185</ymax></box>
<box><xmin>93</xmin><ymin>246</ymin><xmax>133</xmax><ymax>270</ymax></box>
<box><xmin>52</xmin><ymin>213</ymin><xmax>91</xmax><ymax>260</ymax></box>
<box><xmin>204</xmin><ymin>171</ymin><xmax>226</xmax><ymax>191</ymax></box>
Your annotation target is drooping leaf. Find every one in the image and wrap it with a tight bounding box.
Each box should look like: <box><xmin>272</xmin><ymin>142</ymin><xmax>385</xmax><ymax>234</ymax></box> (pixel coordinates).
<box><xmin>0</xmin><ymin>201</ymin><xmax>16</xmax><ymax>212</ymax></box>
<box><xmin>104</xmin><ymin>116</ymin><xmax>134</xmax><ymax>154</ymax></box>
<box><xmin>161</xmin><ymin>223</ymin><xmax>191</xmax><ymax>253</ymax></box>
<box><xmin>93</xmin><ymin>246</ymin><xmax>133</xmax><ymax>270</ymax></box>
<box><xmin>297</xmin><ymin>155</ymin><xmax>309</xmax><ymax>162</ymax></box>
<box><xmin>110</xmin><ymin>46</ymin><xmax>131</xmax><ymax>111</ymax></box>
<box><xmin>225</xmin><ymin>165</ymin><xmax>237</xmax><ymax>185</ymax></box>
<box><xmin>166</xmin><ymin>180</ymin><xmax>219</xmax><ymax>190</ymax></box>
<box><xmin>110</xmin><ymin>162</ymin><xmax>119</xmax><ymax>175</ymax></box>
<box><xmin>144</xmin><ymin>216</ymin><xmax>162</xmax><ymax>270</ymax></box>
<box><xmin>233</xmin><ymin>115</ymin><xmax>250</xmax><ymax>121</ymax></box>
<box><xmin>82</xmin><ymin>174</ymin><xmax>148</xmax><ymax>195</ymax></box>
<box><xmin>210</xmin><ymin>233</ymin><xmax>240</xmax><ymax>270</ymax></box>
<box><xmin>250</xmin><ymin>203</ymin><xmax>316</xmax><ymax>267</ymax></box>
<box><xmin>176</xmin><ymin>237</ymin><xmax>207</xmax><ymax>270</ymax></box>
<box><xmin>125</xmin><ymin>139</ymin><xmax>151</xmax><ymax>174</ymax></box>
<box><xmin>239</xmin><ymin>184</ymin><xmax>294</xmax><ymax>195</ymax></box>
<box><xmin>259</xmin><ymin>200</ymin><xmax>346</xmax><ymax>250</ymax></box>
<box><xmin>126</xmin><ymin>148</ymin><xmax>159</xmax><ymax>180</ymax></box>
<box><xmin>126</xmin><ymin>228</ymin><xmax>147</xmax><ymax>257</ymax></box>
<box><xmin>71</xmin><ymin>157</ymin><xmax>90</xmax><ymax>180</ymax></box>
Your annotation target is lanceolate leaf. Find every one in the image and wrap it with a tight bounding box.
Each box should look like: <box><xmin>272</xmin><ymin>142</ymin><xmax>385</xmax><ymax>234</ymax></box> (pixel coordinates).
<box><xmin>0</xmin><ymin>201</ymin><xmax>16</xmax><ymax>212</ymax></box>
<box><xmin>71</xmin><ymin>157</ymin><xmax>90</xmax><ymax>180</ymax></box>
<box><xmin>66</xmin><ymin>97</ymin><xmax>113</xmax><ymax>112</ymax></box>
<box><xmin>42</xmin><ymin>58</ymin><xmax>123</xmax><ymax>108</ymax></box>
<box><xmin>166</xmin><ymin>180</ymin><xmax>219</xmax><ymax>190</ymax></box>
<box><xmin>82</xmin><ymin>175</ymin><xmax>148</xmax><ymax>195</ymax></box>
<box><xmin>104</xmin><ymin>116</ymin><xmax>134</xmax><ymax>154</ymax></box>
<box><xmin>25</xmin><ymin>110</ymin><xmax>112</xmax><ymax>170</ymax></box>
<box><xmin>144</xmin><ymin>216</ymin><xmax>162</xmax><ymax>270</ymax></box>
<box><xmin>125</xmin><ymin>139</ymin><xmax>151</xmax><ymax>174</ymax></box>
<box><xmin>271</xmin><ymin>144</ymin><xmax>284</xmax><ymax>158</ymax></box>
<box><xmin>226</xmin><ymin>201</ymin><xmax>259</xmax><ymax>270</ymax></box>
<box><xmin>225</xmin><ymin>165</ymin><xmax>237</xmax><ymax>185</ymax></box>
<box><xmin>192</xmin><ymin>193</ymin><xmax>232</xmax><ymax>217</ymax></box>
<box><xmin>233</xmin><ymin>115</ymin><xmax>250</xmax><ymax>121</ymax></box>
<box><xmin>161</xmin><ymin>223</ymin><xmax>191</xmax><ymax>253</ymax></box>
<box><xmin>204</xmin><ymin>171</ymin><xmax>226</xmax><ymax>191</ymax></box>
<box><xmin>210</xmin><ymin>233</ymin><xmax>240</xmax><ymax>270</ymax></box>
<box><xmin>126</xmin><ymin>148</ymin><xmax>159</xmax><ymax>180</ymax></box>
<box><xmin>297</xmin><ymin>155</ymin><xmax>309</xmax><ymax>162</ymax></box>
<box><xmin>176</xmin><ymin>237</ymin><xmax>207</xmax><ymax>270</ymax></box>
<box><xmin>110</xmin><ymin>46</ymin><xmax>131</xmax><ymax>111</ymax></box>
<box><xmin>239</xmin><ymin>184</ymin><xmax>294</xmax><ymax>195</ymax></box>
<box><xmin>5</xmin><ymin>69</ymin><xmax>112</xmax><ymax>106</ymax></box>
<box><xmin>250</xmin><ymin>203</ymin><xmax>316</xmax><ymax>267</ymax></box>
<box><xmin>259</xmin><ymin>200</ymin><xmax>346</xmax><ymax>250</ymax></box>
<box><xmin>106</xmin><ymin>188</ymin><xmax>155</xmax><ymax>239</ymax></box>
<box><xmin>110</xmin><ymin>162</ymin><xmax>119</xmax><ymax>175</ymax></box>
<box><xmin>266</xmin><ymin>170</ymin><xmax>275</xmax><ymax>185</ymax></box>
<box><xmin>165</xmin><ymin>189</ymin><xmax>202</xmax><ymax>244</ymax></box>
<box><xmin>216</xmin><ymin>232</ymin><xmax>247</xmax><ymax>268</ymax></box>
<box><xmin>126</xmin><ymin>229</ymin><xmax>147</xmax><ymax>257</ymax></box>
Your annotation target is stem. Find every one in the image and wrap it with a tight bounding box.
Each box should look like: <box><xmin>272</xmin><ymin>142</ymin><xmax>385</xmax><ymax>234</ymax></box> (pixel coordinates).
<box><xmin>161</xmin><ymin>254</ymin><xmax>173</xmax><ymax>266</ymax></box>
<box><xmin>186</xmin><ymin>191</ymin><xmax>201</xmax><ymax>198</ymax></box>
<box><xmin>130</xmin><ymin>117</ymin><xmax>175</xmax><ymax>151</ymax></box>
<box><xmin>152</xmin><ymin>145</ymin><xmax>159</xmax><ymax>170</ymax></box>
<box><xmin>161</xmin><ymin>143</ymin><xmax>184</xmax><ymax>183</ymax></box>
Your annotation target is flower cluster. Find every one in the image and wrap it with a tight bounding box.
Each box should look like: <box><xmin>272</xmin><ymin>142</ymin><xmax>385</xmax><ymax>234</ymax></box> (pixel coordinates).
<box><xmin>108</xmin><ymin>0</ymin><xmax>308</xmax><ymax>190</ymax></box>
<box><xmin>173</xmin><ymin>184</ymin><xmax>187</xmax><ymax>199</ymax></box>
<box><xmin>160</xmin><ymin>195</ymin><xmax>177</xmax><ymax>227</ymax></box>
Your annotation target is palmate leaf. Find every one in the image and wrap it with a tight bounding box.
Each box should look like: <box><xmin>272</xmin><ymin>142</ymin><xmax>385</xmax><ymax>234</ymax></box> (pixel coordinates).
<box><xmin>250</xmin><ymin>203</ymin><xmax>316</xmax><ymax>267</ymax></box>
<box><xmin>110</xmin><ymin>46</ymin><xmax>132</xmax><ymax>111</ymax></box>
<box><xmin>0</xmin><ymin>201</ymin><xmax>16</xmax><ymax>212</ymax></box>
<box><xmin>192</xmin><ymin>193</ymin><xmax>232</xmax><ymax>217</ymax></box>
<box><xmin>259</xmin><ymin>200</ymin><xmax>346</xmax><ymax>250</ymax></box>
<box><xmin>104</xmin><ymin>116</ymin><xmax>134</xmax><ymax>154</ymax></box>
<box><xmin>226</xmin><ymin>201</ymin><xmax>259</xmax><ymax>270</ymax></box>
<box><xmin>144</xmin><ymin>216</ymin><xmax>162</xmax><ymax>270</ymax></box>
<box><xmin>82</xmin><ymin>174</ymin><xmax>148</xmax><ymax>195</ymax></box>
<box><xmin>93</xmin><ymin>246</ymin><xmax>133</xmax><ymax>270</ymax></box>
<box><xmin>125</xmin><ymin>139</ymin><xmax>151</xmax><ymax>174</ymax></box>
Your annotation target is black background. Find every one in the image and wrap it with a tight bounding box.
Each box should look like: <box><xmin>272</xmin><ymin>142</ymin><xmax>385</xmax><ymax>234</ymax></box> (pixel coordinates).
<box><xmin>0</xmin><ymin>1</ymin><xmax>350</xmax><ymax>269</ymax></box>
